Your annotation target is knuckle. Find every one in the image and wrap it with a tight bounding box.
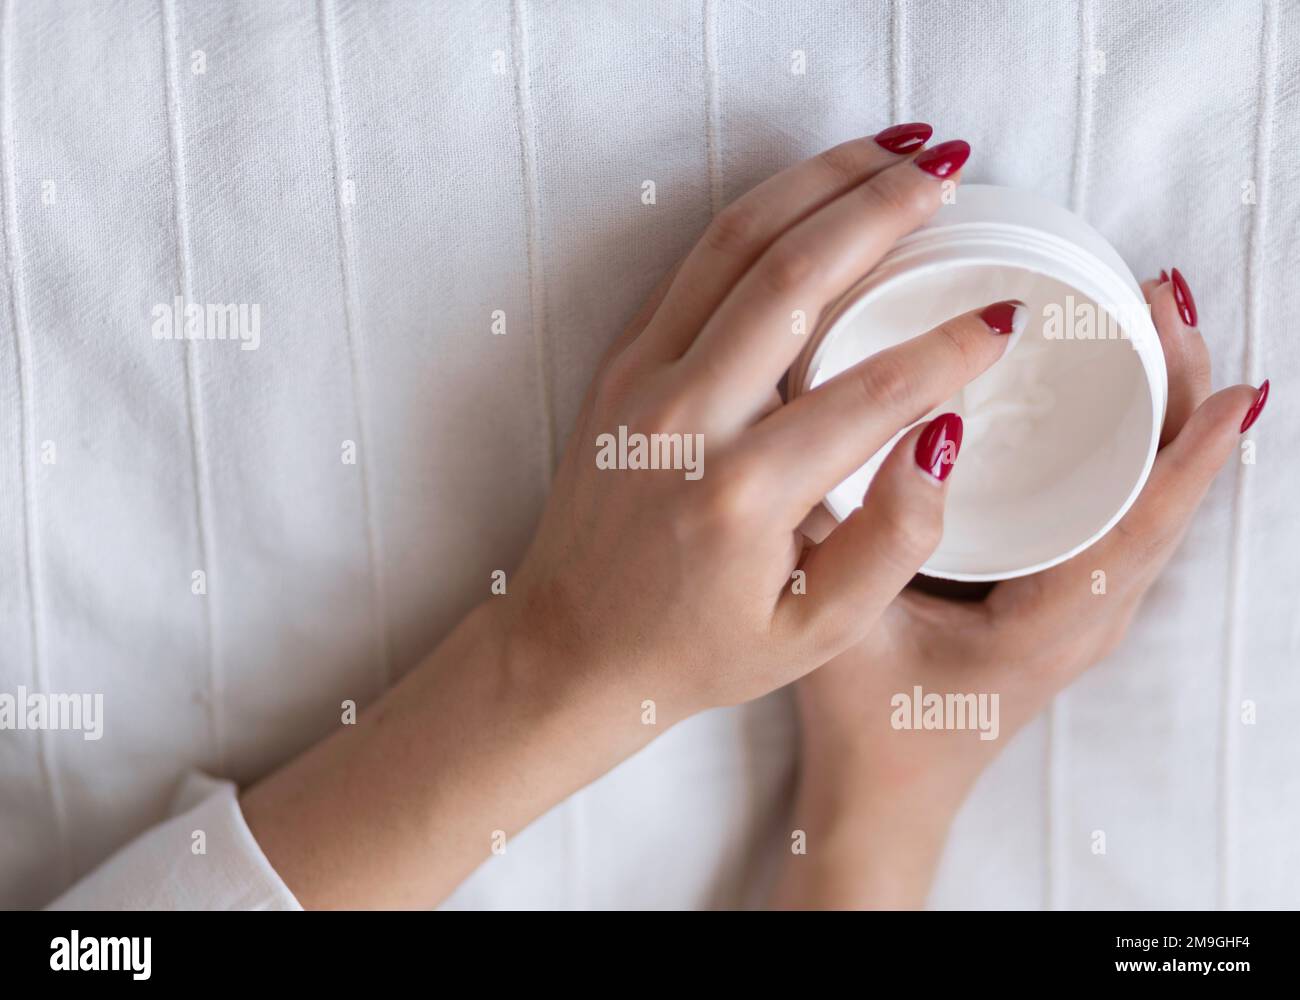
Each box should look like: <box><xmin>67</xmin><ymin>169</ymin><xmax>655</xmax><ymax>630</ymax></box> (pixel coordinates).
<box><xmin>599</xmin><ymin>352</ymin><xmax>638</xmax><ymax>398</ymax></box>
<box><xmin>860</xmin><ymin>168</ymin><xmax>931</xmax><ymax>219</ymax></box>
<box><xmin>1200</xmin><ymin>410</ymin><xmax>1243</xmax><ymax>469</ymax></box>
<box><xmin>815</xmin><ymin>139</ymin><xmax>872</xmax><ymax>187</ymax></box>
<box><xmin>705</xmin><ymin>200</ymin><xmax>764</xmax><ymax>258</ymax></box>
<box><xmin>935</xmin><ymin>317</ymin><xmax>985</xmax><ymax>378</ymax></box>
<box><xmin>900</xmin><ymin>516</ymin><xmax>944</xmax><ymax>564</ymax></box>
<box><xmin>757</xmin><ymin>240</ymin><xmax>818</xmax><ymax>296</ymax></box>
<box><xmin>878</xmin><ymin>501</ymin><xmax>943</xmax><ymax>566</ymax></box>
<box><xmin>701</xmin><ymin>467</ymin><xmax>766</xmax><ymax>526</ymax></box>
<box><xmin>593</xmin><ymin>358</ymin><xmax>639</xmax><ymax>416</ymax></box>
<box><xmin>801</xmin><ymin>604</ymin><xmax>859</xmax><ymax>662</ymax></box>
<box><xmin>1111</xmin><ymin>515</ymin><xmax>1167</xmax><ymax>565</ymax></box>
<box><xmin>853</xmin><ymin>353</ymin><xmax>918</xmax><ymax>414</ymax></box>
<box><xmin>632</xmin><ymin>392</ymin><xmax>694</xmax><ymax>436</ymax></box>
<box><xmin>1185</xmin><ymin>350</ymin><xmax>1213</xmax><ymax>392</ymax></box>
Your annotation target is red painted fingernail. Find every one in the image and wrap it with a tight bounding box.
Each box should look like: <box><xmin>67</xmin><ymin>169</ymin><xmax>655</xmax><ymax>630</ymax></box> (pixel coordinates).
<box><xmin>980</xmin><ymin>299</ymin><xmax>1025</xmax><ymax>335</ymax></box>
<box><xmin>913</xmin><ymin>139</ymin><xmax>970</xmax><ymax>179</ymax></box>
<box><xmin>1158</xmin><ymin>269</ymin><xmax>1170</xmax><ymax>285</ymax></box>
<box><xmin>1171</xmin><ymin>267</ymin><xmax>1198</xmax><ymax>327</ymax></box>
<box><xmin>1240</xmin><ymin>379</ymin><xmax>1269</xmax><ymax>433</ymax></box>
<box><xmin>874</xmin><ymin>122</ymin><xmax>933</xmax><ymax>155</ymax></box>
<box><xmin>915</xmin><ymin>412</ymin><xmax>963</xmax><ymax>482</ymax></box>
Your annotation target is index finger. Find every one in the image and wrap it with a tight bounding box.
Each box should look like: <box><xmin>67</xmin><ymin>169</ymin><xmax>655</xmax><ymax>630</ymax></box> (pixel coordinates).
<box><xmin>738</xmin><ymin>298</ymin><xmax>1022</xmax><ymax>520</ymax></box>
<box><xmin>678</xmin><ymin>140</ymin><xmax>972</xmax><ymax>432</ymax></box>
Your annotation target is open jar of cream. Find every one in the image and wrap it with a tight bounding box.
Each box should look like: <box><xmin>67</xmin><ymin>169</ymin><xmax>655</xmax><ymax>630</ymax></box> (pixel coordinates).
<box><xmin>789</xmin><ymin>184</ymin><xmax>1167</xmax><ymax>582</ymax></box>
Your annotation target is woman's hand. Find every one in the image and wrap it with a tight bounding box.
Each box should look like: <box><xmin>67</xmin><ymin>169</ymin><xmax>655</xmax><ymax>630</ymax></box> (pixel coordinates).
<box><xmin>500</xmin><ymin>130</ymin><xmax>999</xmax><ymax>724</ymax></box>
<box><xmin>772</xmin><ymin>270</ymin><xmax>1270</xmax><ymax>909</ymax></box>
<box><xmin>244</xmin><ymin>126</ymin><xmax>1035</xmax><ymax>908</ymax></box>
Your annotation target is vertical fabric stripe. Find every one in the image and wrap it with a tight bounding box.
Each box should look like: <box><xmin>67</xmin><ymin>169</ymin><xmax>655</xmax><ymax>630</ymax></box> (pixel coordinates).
<box><xmin>890</xmin><ymin>0</ymin><xmax>907</xmax><ymax>124</ymax></box>
<box><xmin>704</xmin><ymin>0</ymin><xmax>722</xmax><ymax>216</ymax></box>
<box><xmin>1069</xmin><ymin>0</ymin><xmax>1095</xmax><ymax>216</ymax></box>
<box><xmin>511</xmin><ymin>0</ymin><xmax>556</xmax><ymax>478</ymax></box>
<box><xmin>1045</xmin><ymin>706</ymin><xmax>1067</xmax><ymax>910</ymax></box>
<box><xmin>317</xmin><ymin>0</ymin><xmax>393</xmax><ymax>692</ymax></box>
<box><xmin>161</xmin><ymin>0</ymin><xmax>224</xmax><ymax>772</ymax></box>
<box><xmin>511</xmin><ymin>0</ymin><xmax>577</xmax><ymax>902</ymax></box>
<box><xmin>1219</xmin><ymin>0</ymin><xmax>1277</xmax><ymax>911</ymax></box>
<box><xmin>0</xmin><ymin>0</ymin><xmax>69</xmax><ymax>883</ymax></box>
<box><xmin>1046</xmin><ymin>0</ymin><xmax>1097</xmax><ymax>912</ymax></box>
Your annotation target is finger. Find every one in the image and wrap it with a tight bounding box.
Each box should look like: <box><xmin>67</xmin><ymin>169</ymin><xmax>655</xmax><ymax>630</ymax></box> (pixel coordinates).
<box><xmin>1145</xmin><ymin>270</ymin><xmax>1212</xmax><ymax>445</ymax></box>
<box><xmin>568</xmin><ymin>261</ymin><xmax>688</xmax><ymax>444</ymax></box>
<box><xmin>627</xmin><ymin>124</ymin><xmax>935</xmax><ymax>366</ymax></box>
<box><xmin>595</xmin><ymin>259</ymin><xmax>685</xmax><ymax>379</ymax></box>
<box><xmin>775</xmin><ymin>413</ymin><xmax>963</xmax><ymax>656</ymax></box>
<box><xmin>742</xmin><ymin>299</ymin><xmax>1020</xmax><ymax>518</ymax></box>
<box><xmin>678</xmin><ymin>140</ymin><xmax>972</xmax><ymax>430</ymax></box>
<box><xmin>990</xmin><ymin>382</ymin><xmax>1267</xmax><ymax>637</ymax></box>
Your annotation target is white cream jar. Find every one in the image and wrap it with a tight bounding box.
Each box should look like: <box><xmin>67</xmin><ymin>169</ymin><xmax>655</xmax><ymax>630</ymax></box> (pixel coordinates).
<box><xmin>789</xmin><ymin>184</ymin><xmax>1167</xmax><ymax>582</ymax></box>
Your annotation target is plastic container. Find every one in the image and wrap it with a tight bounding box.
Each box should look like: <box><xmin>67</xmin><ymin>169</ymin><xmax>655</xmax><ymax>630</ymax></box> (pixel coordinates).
<box><xmin>789</xmin><ymin>184</ymin><xmax>1167</xmax><ymax>581</ymax></box>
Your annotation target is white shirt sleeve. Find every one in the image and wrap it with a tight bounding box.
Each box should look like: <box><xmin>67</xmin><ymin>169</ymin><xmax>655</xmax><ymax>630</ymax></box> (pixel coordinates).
<box><xmin>44</xmin><ymin>771</ymin><xmax>302</xmax><ymax>911</ymax></box>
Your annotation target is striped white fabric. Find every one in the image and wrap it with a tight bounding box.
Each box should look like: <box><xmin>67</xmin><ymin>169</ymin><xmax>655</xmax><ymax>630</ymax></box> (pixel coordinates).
<box><xmin>0</xmin><ymin>0</ymin><xmax>1294</xmax><ymax>909</ymax></box>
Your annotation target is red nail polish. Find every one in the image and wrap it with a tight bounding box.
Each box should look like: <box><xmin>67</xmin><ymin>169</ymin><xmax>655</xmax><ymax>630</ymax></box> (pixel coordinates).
<box><xmin>874</xmin><ymin>122</ymin><xmax>933</xmax><ymax>155</ymax></box>
<box><xmin>913</xmin><ymin>139</ymin><xmax>970</xmax><ymax>179</ymax></box>
<box><xmin>980</xmin><ymin>300</ymin><xmax>1025</xmax><ymax>335</ymax></box>
<box><xmin>1240</xmin><ymin>379</ymin><xmax>1269</xmax><ymax>433</ymax></box>
<box><xmin>1158</xmin><ymin>269</ymin><xmax>1169</xmax><ymax>285</ymax></box>
<box><xmin>915</xmin><ymin>413</ymin><xmax>963</xmax><ymax>482</ymax></box>
<box><xmin>1171</xmin><ymin>267</ymin><xmax>1198</xmax><ymax>327</ymax></box>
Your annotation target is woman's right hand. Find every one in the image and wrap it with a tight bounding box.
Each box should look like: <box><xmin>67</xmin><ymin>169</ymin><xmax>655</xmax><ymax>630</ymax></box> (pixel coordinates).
<box><xmin>498</xmin><ymin>126</ymin><xmax>1012</xmax><ymax>724</ymax></box>
<box><xmin>243</xmin><ymin>126</ymin><xmax>1021</xmax><ymax>908</ymax></box>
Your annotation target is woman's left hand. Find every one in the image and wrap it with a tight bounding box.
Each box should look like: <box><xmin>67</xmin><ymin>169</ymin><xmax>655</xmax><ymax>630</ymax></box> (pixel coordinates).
<box><xmin>772</xmin><ymin>270</ymin><xmax>1269</xmax><ymax>909</ymax></box>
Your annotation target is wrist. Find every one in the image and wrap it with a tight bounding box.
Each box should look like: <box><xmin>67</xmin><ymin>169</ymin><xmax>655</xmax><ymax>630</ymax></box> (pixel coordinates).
<box><xmin>486</xmin><ymin>582</ymin><xmax>700</xmax><ymax>734</ymax></box>
<box><xmin>797</xmin><ymin>739</ymin><xmax>975</xmax><ymax>822</ymax></box>
<box><xmin>413</xmin><ymin>596</ymin><xmax>665</xmax><ymax>801</ymax></box>
<box><xmin>241</xmin><ymin>598</ymin><xmax>660</xmax><ymax>908</ymax></box>
<box><xmin>774</xmin><ymin>769</ymin><xmax>956</xmax><ymax>910</ymax></box>
<box><xmin>770</xmin><ymin>727</ymin><xmax>968</xmax><ymax>910</ymax></box>
<box><xmin>792</xmin><ymin>681</ymin><xmax>985</xmax><ymax>827</ymax></box>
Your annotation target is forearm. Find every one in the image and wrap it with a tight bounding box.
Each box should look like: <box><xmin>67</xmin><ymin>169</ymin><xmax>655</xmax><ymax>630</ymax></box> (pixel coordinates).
<box><xmin>240</xmin><ymin>602</ymin><xmax>651</xmax><ymax>909</ymax></box>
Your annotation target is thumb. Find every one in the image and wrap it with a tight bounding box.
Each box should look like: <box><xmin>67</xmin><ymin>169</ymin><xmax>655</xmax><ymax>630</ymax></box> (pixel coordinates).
<box><xmin>778</xmin><ymin>412</ymin><xmax>961</xmax><ymax>657</ymax></box>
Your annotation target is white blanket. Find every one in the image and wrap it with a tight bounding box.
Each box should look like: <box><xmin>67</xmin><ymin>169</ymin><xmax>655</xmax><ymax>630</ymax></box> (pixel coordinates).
<box><xmin>2</xmin><ymin>0</ymin><xmax>1295</xmax><ymax>909</ymax></box>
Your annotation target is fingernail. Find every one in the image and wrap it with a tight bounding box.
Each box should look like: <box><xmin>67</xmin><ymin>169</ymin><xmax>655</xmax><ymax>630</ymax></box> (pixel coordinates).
<box><xmin>874</xmin><ymin>122</ymin><xmax>933</xmax><ymax>155</ymax></box>
<box><xmin>915</xmin><ymin>412</ymin><xmax>963</xmax><ymax>483</ymax></box>
<box><xmin>1240</xmin><ymin>379</ymin><xmax>1269</xmax><ymax>433</ymax></box>
<box><xmin>980</xmin><ymin>299</ymin><xmax>1026</xmax><ymax>336</ymax></box>
<box><xmin>913</xmin><ymin>139</ymin><xmax>970</xmax><ymax>179</ymax></box>
<box><xmin>1171</xmin><ymin>267</ymin><xmax>1198</xmax><ymax>327</ymax></box>
<box><xmin>1158</xmin><ymin>269</ymin><xmax>1170</xmax><ymax>285</ymax></box>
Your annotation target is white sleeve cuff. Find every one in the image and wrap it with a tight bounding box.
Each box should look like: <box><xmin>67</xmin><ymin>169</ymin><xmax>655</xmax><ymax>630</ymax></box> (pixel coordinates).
<box><xmin>45</xmin><ymin>771</ymin><xmax>302</xmax><ymax>911</ymax></box>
